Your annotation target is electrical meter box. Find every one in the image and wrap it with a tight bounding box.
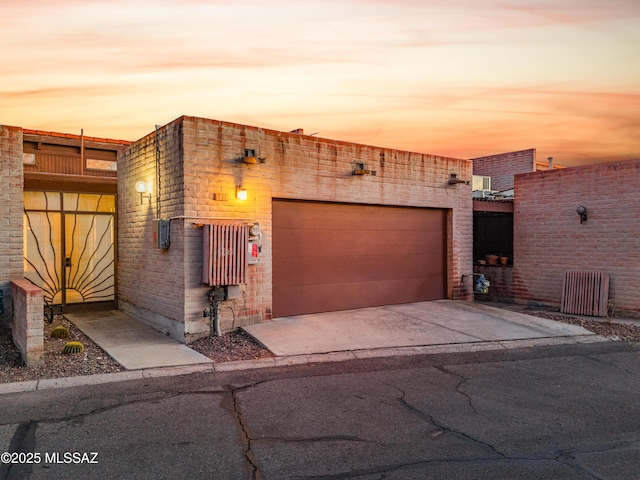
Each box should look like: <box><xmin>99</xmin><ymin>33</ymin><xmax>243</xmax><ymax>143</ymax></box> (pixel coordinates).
<box><xmin>248</xmin><ymin>222</ymin><xmax>261</xmax><ymax>264</ymax></box>
<box><xmin>153</xmin><ymin>219</ymin><xmax>170</xmax><ymax>249</ymax></box>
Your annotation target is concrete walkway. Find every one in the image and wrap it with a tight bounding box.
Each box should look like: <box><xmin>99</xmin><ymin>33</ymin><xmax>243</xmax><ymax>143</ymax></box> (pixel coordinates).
<box><xmin>66</xmin><ymin>301</ymin><xmax>597</xmax><ymax>369</ymax></box>
<box><xmin>0</xmin><ymin>300</ymin><xmax>607</xmax><ymax>395</ymax></box>
<box><xmin>65</xmin><ymin>310</ymin><xmax>212</xmax><ymax>370</ymax></box>
<box><xmin>242</xmin><ymin>300</ymin><xmax>596</xmax><ymax>356</ymax></box>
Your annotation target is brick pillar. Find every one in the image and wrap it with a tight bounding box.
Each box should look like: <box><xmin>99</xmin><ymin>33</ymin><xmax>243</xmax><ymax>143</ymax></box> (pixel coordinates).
<box><xmin>0</xmin><ymin>125</ymin><xmax>24</xmax><ymax>326</ymax></box>
<box><xmin>10</xmin><ymin>279</ymin><xmax>45</xmax><ymax>366</ymax></box>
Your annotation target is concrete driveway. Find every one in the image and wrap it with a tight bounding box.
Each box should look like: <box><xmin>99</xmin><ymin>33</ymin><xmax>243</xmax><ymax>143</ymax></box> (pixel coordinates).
<box><xmin>243</xmin><ymin>300</ymin><xmax>598</xmax><ymax>356</ymax></box>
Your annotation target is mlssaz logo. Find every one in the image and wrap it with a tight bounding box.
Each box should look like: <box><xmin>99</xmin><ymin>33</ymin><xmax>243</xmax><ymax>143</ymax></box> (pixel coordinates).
<box><xmin>45</xmin><ymin>452</ymin><xmax>99</xmax><ymax>464</ymax></box>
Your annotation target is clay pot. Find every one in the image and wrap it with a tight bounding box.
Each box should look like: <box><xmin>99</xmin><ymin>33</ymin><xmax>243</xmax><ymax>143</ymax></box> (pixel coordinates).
<box><xmin>500</xmin><ymin>256</ymin><xmax>509</xmax><ymax>266</ymax></box>
<box><xmin>486</xmin><ymin>255</ymin><xmax>498</xmax><ymax>265</ymax></box>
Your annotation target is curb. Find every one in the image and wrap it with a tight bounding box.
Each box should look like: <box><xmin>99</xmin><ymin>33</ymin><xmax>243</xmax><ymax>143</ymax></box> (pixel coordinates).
<box><xmin>0</xmin><ymin>334</ymin><xmax>609</xmax><ymax>395</ymax></box>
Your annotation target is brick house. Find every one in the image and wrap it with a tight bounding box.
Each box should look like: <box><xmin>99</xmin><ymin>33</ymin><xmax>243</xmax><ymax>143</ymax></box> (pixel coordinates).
<box><xmin>117</xmin><ymin>116</ymin><xmax>473</xmax><ymax>342</ymax></box>
<box><xmin>472</xmin><ymin>149</ymin><xmax>559</xmax><ymax>303</ymax></box>
<box><xmin>513</xmin><ymin>159</ymin><xmax>640</xmax><ymax>317</ymax></box>
<box><xmin>0</xmin><ymin>125</ymin><xmax>129</xmax><ymax>363</ymax></box>
<box><xmin>472</xmin><ymin>148</ymin><xmax>640</xmax><ymax>318</ymax></box>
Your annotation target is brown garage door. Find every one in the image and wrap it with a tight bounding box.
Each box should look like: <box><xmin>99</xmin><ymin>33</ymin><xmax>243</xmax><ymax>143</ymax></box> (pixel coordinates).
<box><xmin>272</xmin><ymin>200</ymin><xmax>446</xmax><ymax>317</ymax></box>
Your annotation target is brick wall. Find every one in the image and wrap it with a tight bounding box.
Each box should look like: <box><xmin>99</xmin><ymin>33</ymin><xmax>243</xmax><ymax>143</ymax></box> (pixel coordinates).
<box><xmin>117</xmin><ymin>122</ymin><xmax>188</xmax><ymax>339</ymax></box>
<box><xmin>119</xmin><ymin>116</ymin><xmax>473</xmax><ymax>342</ymax></box>
<box><xmin>472</xmin><ymin>149</ymin><xmax>536</xmax><ymax>191</ymax></box>
<box><xmin>10</xmin><ymin>279</ymin><xmax>44</xmax><ymax>366</ymax></box>
<box><xmin>0</xmin><ymin>125</ymin><xmax>24</xmax><ymax>326</ymax></box>
<box><xmin>514</xmin><ymin>159</ymin><xmax>640</xmax><ymax>316</ymax></box>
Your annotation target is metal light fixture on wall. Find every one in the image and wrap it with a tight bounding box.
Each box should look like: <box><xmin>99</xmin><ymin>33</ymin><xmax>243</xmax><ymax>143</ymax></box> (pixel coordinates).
<box><xmin>236</xmin><ymin>186</ymin><xmax>248</xmax><ymax>201</ymax></box>
<box><xmin>135</xmin><ymin>181</ymin><xmax>151</xmax><ymax>204</ymax></box>
<box><xmin>448</xmin><ymin>173</ymin><xmax>469</xmax><ymax>185</ymax></box>
<box><xmin>576</xmin><ymin>206</ymin><xmax>588</xmax><ymax>224</ymax></box>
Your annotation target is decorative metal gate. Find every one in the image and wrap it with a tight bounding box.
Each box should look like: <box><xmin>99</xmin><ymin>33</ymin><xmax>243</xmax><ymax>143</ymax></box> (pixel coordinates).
<box><xmin>23</xmin><ymin>191</ymin><xmax>116</xmax><ymax>307</ymax></box>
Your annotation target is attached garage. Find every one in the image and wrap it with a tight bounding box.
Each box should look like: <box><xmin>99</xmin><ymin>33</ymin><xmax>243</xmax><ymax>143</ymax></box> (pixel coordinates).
<box><xmin>273</xmin><ymin>200</ymin><xmax>447</xmax><ymax>317</ymax></box>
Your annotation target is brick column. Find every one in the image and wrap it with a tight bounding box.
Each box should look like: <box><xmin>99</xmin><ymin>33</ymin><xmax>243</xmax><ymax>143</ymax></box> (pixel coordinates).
<box><xmin>0</xmin><ymin>125</ymin><xmax>24</xmax><ymax>326</ymax></box>
<box><xmin>10</xmin><ymin>279</ymin><xmax>45</xmax><ymax>366</ymax></box>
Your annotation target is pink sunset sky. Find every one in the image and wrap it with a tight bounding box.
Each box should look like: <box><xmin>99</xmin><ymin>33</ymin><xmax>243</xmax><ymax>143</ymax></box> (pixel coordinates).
<box><xmin>2</xmin><ymin>0</ymin><xmax>639</xmax><ymax>166</ymax></box>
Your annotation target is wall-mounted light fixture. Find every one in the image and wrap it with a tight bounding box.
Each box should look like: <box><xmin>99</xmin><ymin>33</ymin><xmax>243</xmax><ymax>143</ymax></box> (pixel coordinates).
<box><xmin>236</xmin><ymin>186</ymin><xmax>248</xmax><ymax>201</ymax></box>
<box><xmin>242</xmin><ymin>148</ymin><xmax>266</xmax><ymax>164</ymax></box>
<box><xmin>135</xmin><ymin>181</ymin><xmax>151</xmax><ymax>204</ymax></box>
<box><xmin>352</xmin><ymin>162</ymin><xmax>376</xmax><ymax>176</ymax></box>
<box><xmin>577</xmin><ymin>206</ymin><xmax>588</xmax><ymax>224</ymax></box>
<box><xmin>448</xmin><ymin>173</ymin><xmax>470</xmax><ymax>185</ymax></box>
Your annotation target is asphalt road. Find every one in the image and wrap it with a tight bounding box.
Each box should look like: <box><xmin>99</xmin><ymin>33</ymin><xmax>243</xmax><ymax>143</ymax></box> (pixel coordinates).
<box><xmin>0</xmin><ymin>341</ymin><xmax>638</xmax><ymax>480</ymax></box>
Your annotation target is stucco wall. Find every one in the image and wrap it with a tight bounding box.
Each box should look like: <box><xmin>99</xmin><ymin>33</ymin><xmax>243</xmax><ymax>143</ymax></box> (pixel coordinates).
<box><xmin>473</xmin><ymin>149</ymin><xmax>536</xmax><ymax>192</ymax></box>
<box><xmin>513</xmin><ymin>159</ymin><xmax>640</xmax><ymax>316</ymax></box>
<box><xmin>119</xmin><ymin>116</ymin><xmax>473</xmax><ymax>342</ymax></box>
<box><xmin>0</xmin><ymin>125</ymin><xmax>24</xmax><ymax>326</ymax></box>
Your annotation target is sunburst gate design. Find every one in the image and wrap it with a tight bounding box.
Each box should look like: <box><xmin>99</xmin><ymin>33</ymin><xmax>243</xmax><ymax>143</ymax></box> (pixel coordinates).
<box><xmin>23</xmin><ymin>192</ymin><xmax>115</xmax><ymax>305</ymax></box>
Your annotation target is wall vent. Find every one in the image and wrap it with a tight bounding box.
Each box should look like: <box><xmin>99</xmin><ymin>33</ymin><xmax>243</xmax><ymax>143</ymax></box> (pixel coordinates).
<box><xmin>202</xmin><ymin>224</ymin><xmax>248</xmax><ymax>286</ymax></box>
<box><xmin>560</xmin><ymin>271</ymin><xmax>609</xmax><ymax>317</ymax></box>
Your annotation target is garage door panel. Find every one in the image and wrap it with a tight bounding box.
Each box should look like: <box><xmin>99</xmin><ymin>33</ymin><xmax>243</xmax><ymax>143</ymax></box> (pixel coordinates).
<box><xmin>274</xmin><ymin>277</ymin><xmax>444</xmax><ymax>317</ymax></box>
<box><xmin>277</xmin><ymin>202</ymin><xmax>442</xmax><ymax>232</ymax></box>
<box><xmin>275</xmin><ymin>229</ymin><xmax>436</xmax><ymax>258</ymax></box>
<box><xmin>273</xmin><ymin>200</ymin><xmax>446</xmax><ymax>317</ymax></box>
<box><xmin>273</xmin><ymin>254</ymin><xmax>442</xmax><ymax>288</ymax></box>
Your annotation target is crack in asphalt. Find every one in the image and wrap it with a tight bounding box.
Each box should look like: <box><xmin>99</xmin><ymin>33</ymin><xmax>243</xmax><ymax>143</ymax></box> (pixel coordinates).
<box><xmin>386</xmin><ymin>380</ymin><xmax>636</xmax><ymax>480</ymax></box>
<box><xmin>20</xmin><ymin>388</ymin><xmax>229</xmax><ymax>427</ymax></box>
<box><xmin>229</xmin><ymin>386</ymin><xmax>261</xmax><ymax>480</ymax></box>
<box><xmin>285</xmin><ymin>437</ymin><xmax>640</xmax><ymax>480</ymax></box>
<box><xmin>435</xmin><ymin>365</ymin><xmax>478</xmax><ymax>415</ymax></box>
<box><xmin>553</xmin><ymin>439</ymin><xmax>640</xmax><ymax>480</ymax></box>
<box><xmin>389</xmin><ymin>382</ymin><xmax>507</xmax><ymax>460</ymax></box>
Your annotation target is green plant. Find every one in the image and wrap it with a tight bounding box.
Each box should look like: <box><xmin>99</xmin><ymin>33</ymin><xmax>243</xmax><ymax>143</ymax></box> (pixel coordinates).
<box><xmin>50</xmin><ymin>326</ymin><xmax>69</xmax><ymax>338</ymax></box>
<box><xmin>62</xmin><ymin>341</ymin><xmax>84</xmax><ymax>354</ymax></box>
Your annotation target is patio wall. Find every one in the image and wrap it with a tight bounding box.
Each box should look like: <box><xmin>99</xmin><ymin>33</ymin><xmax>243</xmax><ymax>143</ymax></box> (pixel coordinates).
<box><xmin>514</xmin><ymin>159</ymin><xmax>640</xmax><ymax>317</ymax></box>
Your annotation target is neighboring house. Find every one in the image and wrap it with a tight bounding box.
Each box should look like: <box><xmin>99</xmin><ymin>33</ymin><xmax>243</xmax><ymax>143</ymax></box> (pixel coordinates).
<box><xmin>471</xmin><ymin>149</ymin><xmax>561</xmax><ymax>299</ymax></box>
<box><xmin>472</xmin><ymin>147</ymin><xmax>640</xmax><ymax>318</ymax></box>
<box><xmin>472</xmin><ymin>148</ymin><xmax>562</xmax><ymax>192</ymax></box>
<box><xmin>514</xmin><ymin>159</ymin><xmax>640</xmax><ymax>317</ymax></box>
<box><xmin>117</xmin><ymin>116</ymin><xmax>473</xmax><ymax>342</ymax></box>
<box><xmin>0</xmin><ymin>125</ymin><xmax>130</xmax><ymax>326</ymax></box>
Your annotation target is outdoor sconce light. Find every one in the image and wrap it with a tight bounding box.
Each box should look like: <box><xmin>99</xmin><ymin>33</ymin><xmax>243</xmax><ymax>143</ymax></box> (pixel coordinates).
<box><xmin>236</xmin><ymin>186</ymin><xmax>248</xmax><ymax>201</ymax></box>
<box><xmin>577</xmin><ymin>206</ymin><xmax>588</xmax><ymax>223</ymax></box>
<box><xmin>242</xmin><ymin>149</ymin><xmax>266</xmax><ymax>164</ymax></box>
<box><xmin>448</xmin><ymin>173</ymin><xmax>470</xmax><ymax>185</ymax></box>
<box><xmin>352</xmin><ymin>162</ymin><xmax>376</xmax><ymax>176</ymax></box>
<box><xmin>135</xmin><ymin>181</ymin><xmax>151</xmax><ymax>204</ymax></box>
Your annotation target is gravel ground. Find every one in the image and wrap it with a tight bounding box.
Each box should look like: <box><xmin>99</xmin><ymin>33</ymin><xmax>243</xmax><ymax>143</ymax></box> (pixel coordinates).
<box><xmin>0</xmin><ymin>316</ymin><xmax>124</xmax><ymax>384</ymax></box>
<box><xmin>1</xmin><ymin>309</ymin><xmax>638</xmax><ymax>385</ymax></box>
<box><xmin>0</xmin><ymin>315</ymin><xmax>272</xmax><ymax>385</ymax></box>
<box><xmin>522</xmin><ymin>310</ymin><xmax>640</xmax><ymax>344</ymax></box>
